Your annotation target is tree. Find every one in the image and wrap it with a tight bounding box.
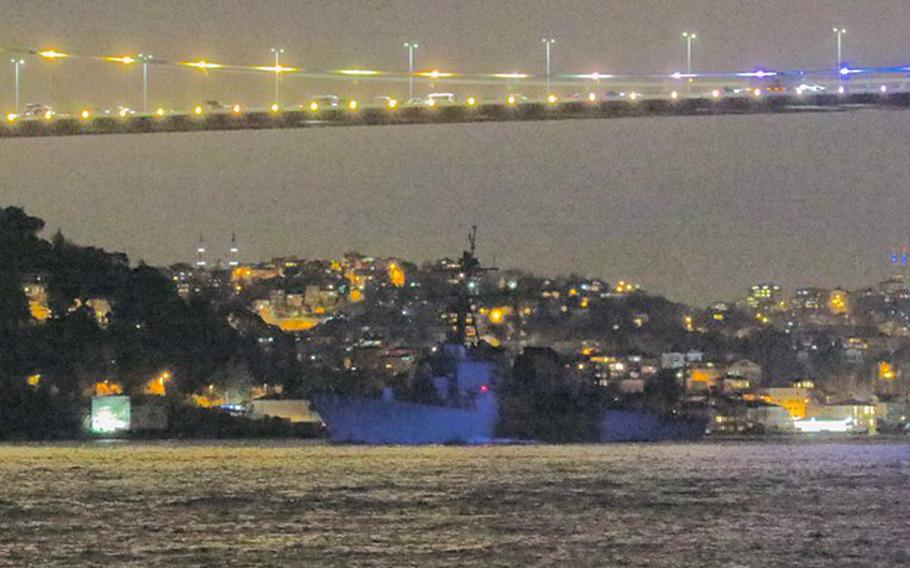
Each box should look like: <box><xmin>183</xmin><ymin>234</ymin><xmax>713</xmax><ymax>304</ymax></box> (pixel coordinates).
<box><xmin>0</xmin><ymin>207</ymin><xmax>53</xmax><ymax>273</ymax></box>
<box><xmin>0</xmin><ymin>268</ymin><xmax>29</xmax><ymax>332</ymax></box>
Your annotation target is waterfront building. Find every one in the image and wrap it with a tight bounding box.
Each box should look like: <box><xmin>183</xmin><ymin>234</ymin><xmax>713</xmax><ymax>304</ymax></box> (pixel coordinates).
<box><xmin>875</xmin><ymin>399</ymin><xmax>909</xmax><ymax>429</ymax></box>
<box><xmin>249</xmin><ymin>399</ymin><xmax>322</xmax><ymax>424</ymax></box>
<box><xmin>759</xmin><ymin>386</ymin><xmax>814</xmax><ymax>419</ymax></box>
<box><xmin>90</xmin><ymin>395</ymin><xmax>168</xmax><ymax>435</ymax></box>
<box><xmin>719</xmin><ymin>376</ymin><xmax>752</xmax><ymax>395</ymax></box>
<box><xmin>879</xmin><ymin>275</ymin><xmax>909</xmax><ymax>296</ymax></box>
<box><xmin>727</xmin><ymin>359</ymin><xmax>763</xmax><ymax>383</ymax></box>
<box><xmin>829</xmin><ymin>289</ymin><xmax>850</xmax><ymax>316</ymax></box>
<box><xmin>814</xmin><ymin>400</ymin><xmax>877</xmax><ymax>432</ymax></box>
<box><xmin>686</xmin><ymin>363</ymin><xmax>724</xmax><ymax>393</ymax></box>
<box><xmin>22</xmin><ymin>277</ymin><xmax>51</xmax><ymax>322</ymax></box>
<box><xmin>711</xmin><ymin>399</ymin><xmax>794</xmax><ymax>433</ymax></box>
<box><xmin>661</xmin><ymin>351</ymin><xmax>705</xmax><ymax>370</ymax></box>
<box><xmin>792</xmin><ymin>287</ymin><xmax>827</xmax><ymax>311</ymax></box>
<box><xmin>843</xmin><ymin>337</ymin><xmax>868</xmax><ymax>364</ymax></box>
<box><xmin>746</xmin><ymin>283</ymin><xmax>783</xmax><ymax>311</ymax></box>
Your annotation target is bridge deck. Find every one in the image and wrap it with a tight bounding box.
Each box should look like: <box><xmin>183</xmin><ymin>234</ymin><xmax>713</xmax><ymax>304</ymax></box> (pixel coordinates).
<box><xmin>2</xmin><ymin>93</ymin><xmax>908</xmax><ymax>139</ymax></box>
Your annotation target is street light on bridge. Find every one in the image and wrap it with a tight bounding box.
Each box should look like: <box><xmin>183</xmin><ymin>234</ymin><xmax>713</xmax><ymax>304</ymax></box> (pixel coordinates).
<box><xmin>833</xmin><ymin>28</ymin><xmax>847</xmax><ymax>70</ymax></box>
<box><xmin>270</xmin><ymin>48</ymin><xmax>285</xmax><ymax>107</ymax></box>
<box><xmin>138</xmin><ymin>54</ymin><xmax>153</xmax><ymax>113</ymax></box>
<box><xmin>542</xmin><ymin>38</ymin><xmax>556</xmax><ymax>96</ymax></box>
<box><xmin>682</xmin><ymin>32</ymin><xmax>697</xmax><ymax>75</ymax></box>
<box><xmin>10</xmin><ymin>58</ymin><xmax>24</xmax><ymax>114</ymax></box>
<box><xmin>404</xmin><ymin>42</ymin><xmax>419</xmax><ymax>100</ymax></box>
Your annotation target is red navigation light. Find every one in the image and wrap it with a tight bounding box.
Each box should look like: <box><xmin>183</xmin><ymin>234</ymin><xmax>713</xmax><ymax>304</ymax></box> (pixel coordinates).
<box><xmin>480</xmin><ymin>385</ymin><xmax>490</xmax><ymax>393</ymax></box>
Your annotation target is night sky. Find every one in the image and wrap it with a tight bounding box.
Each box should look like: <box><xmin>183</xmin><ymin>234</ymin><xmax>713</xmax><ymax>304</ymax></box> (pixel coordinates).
<box><xmin>2</xmin><ymin>0</ymin><xmax>910</xmax><ymax>304</ymax></box>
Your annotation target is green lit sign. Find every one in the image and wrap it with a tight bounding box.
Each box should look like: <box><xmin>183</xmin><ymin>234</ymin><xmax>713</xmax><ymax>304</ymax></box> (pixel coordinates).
<box><xmin>91</xmin><ymin>396</ymin><xmax>131</xmax><ymax>434</ymax></box>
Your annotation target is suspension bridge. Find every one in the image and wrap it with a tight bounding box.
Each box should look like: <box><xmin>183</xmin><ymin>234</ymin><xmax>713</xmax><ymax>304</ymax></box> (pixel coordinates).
<box><xmin>3</xmin><ymin>43</ymin><xmax>910</xmax><ymax>138</ymax></box>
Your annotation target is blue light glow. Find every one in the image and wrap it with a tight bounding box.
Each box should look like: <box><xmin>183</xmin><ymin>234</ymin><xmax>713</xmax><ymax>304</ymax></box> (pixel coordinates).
<box><xmin>736</xmin><ymin>70</ymin><xmax>778</xmax><ymax>78</ymax></box>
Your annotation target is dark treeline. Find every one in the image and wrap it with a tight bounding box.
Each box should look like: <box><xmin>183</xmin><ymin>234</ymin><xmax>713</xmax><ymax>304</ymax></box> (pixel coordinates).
<box><xmin>0</xmin><ymin>207</ymin><xmax>245</xmax><ymax>438</ymax></box>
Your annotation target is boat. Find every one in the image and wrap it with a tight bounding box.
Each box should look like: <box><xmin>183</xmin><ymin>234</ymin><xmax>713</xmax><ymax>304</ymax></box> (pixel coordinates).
<box><xmin>312</xmin><ymin>395</ymin><xmax>497</xmax><ymax>444</ymax></box>
<box><xmin>312</xmin><ymin>227</ymin><xmax>708</xmax><ymax>445</ymax></box>
<box><xmin>599</xmin><ymin>409</ymin><xmax>708</xmax><ymax>442</ymax></box>
<box><xmin>312</xmin><ymin>347</ymin><xmax>499</xmax><ymax>445</ymax></box>
<box><xmin>311</xmin><ymin>227</ymin><xmax>505</xmax><ymax>445</ymax></box>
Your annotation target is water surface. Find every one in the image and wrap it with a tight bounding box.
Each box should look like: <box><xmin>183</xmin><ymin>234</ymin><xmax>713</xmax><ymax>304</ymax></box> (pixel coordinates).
<box><xmin>1</xmin><ymin>441</ymin><xmax>908</xmax><ymax>567</ymax></box>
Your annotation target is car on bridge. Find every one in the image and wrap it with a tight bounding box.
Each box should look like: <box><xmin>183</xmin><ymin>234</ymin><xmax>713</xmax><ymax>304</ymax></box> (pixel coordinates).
<box><xmin>204</xmin><ymin>100</ymin><xmax>232</xmax><ymax>112</ymax></box>
<box><xmin>570</xmin><ymin>92</ymin><xmax>598</xmax><ymax>102</ymax></box>
<box><xmin>23</xmin><ymin>103</ymin><xmax>55</xmax><ymax>120</ymax></box>
<box><xmin>719</xmin><ymin>87</ymin><xmax>748</xmax><ymax>97</ymax></box>
<box><xmin>375</xmin><ymin>96</ymin><xmax>400</xmax><ymax>109</ymax></box>
<box><xmin>305</xmin><ymin>96</ymin><xmax>341</xmax><ymax>111</ymax></box>
<box><xmin>795</xmin><ymin>84</ymin><xmax>826</xmax><ymax>95</ymax></box>
<box><xmin>426</xmin><ymin>93</ymin><xmax>456</xmax><ymax>106</ymax></box>
<box><xmin>505</xmin><ymin>94</ymin><xmax>530</xmax><ymax>106</ymax></box>
<box><xmin>603</xmin><ymin>91</ymin><xmax>630</xmax><ymax>101</ymax></box>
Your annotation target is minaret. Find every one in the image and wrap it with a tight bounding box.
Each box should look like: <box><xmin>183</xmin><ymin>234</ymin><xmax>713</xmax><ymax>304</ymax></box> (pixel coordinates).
<box><xmin>195</xmin><ymin>234</ymin><xmax>208</xmax><ymax>269</ymax></box>
<box><xmin>228</xmin><ymin>233</ymin><xmax>240</xmax><ymax>268</ymax></box>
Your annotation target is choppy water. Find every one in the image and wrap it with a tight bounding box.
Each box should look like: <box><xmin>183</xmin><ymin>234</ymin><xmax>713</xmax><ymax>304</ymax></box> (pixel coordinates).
<box><xmin>1</xmin><ymin>441</ymin><xmax>908</xmax><ymax>567</ymax></box>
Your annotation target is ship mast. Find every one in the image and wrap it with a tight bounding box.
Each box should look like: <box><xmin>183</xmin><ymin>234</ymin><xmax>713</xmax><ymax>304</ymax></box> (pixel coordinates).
<box><xmin>452</xmin><ymin>225</ymin><xmax>496</xmax><ymax>345</ymax></box>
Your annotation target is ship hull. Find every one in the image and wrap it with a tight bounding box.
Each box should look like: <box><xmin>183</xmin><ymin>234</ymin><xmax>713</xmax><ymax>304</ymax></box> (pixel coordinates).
<box><xmin>311</xmin><ymin>395</ymin><xmax>498</xmax><ymax>445</ymax></box>
<box><xmin>313</xmin><ymin>398</ymin><xmax>706</xmax><ymax>445</ymax></box>
<box><xmin>599</xmin><ymin>410</ymin><xmax>708</xmax><ymax>442</ymax></box>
